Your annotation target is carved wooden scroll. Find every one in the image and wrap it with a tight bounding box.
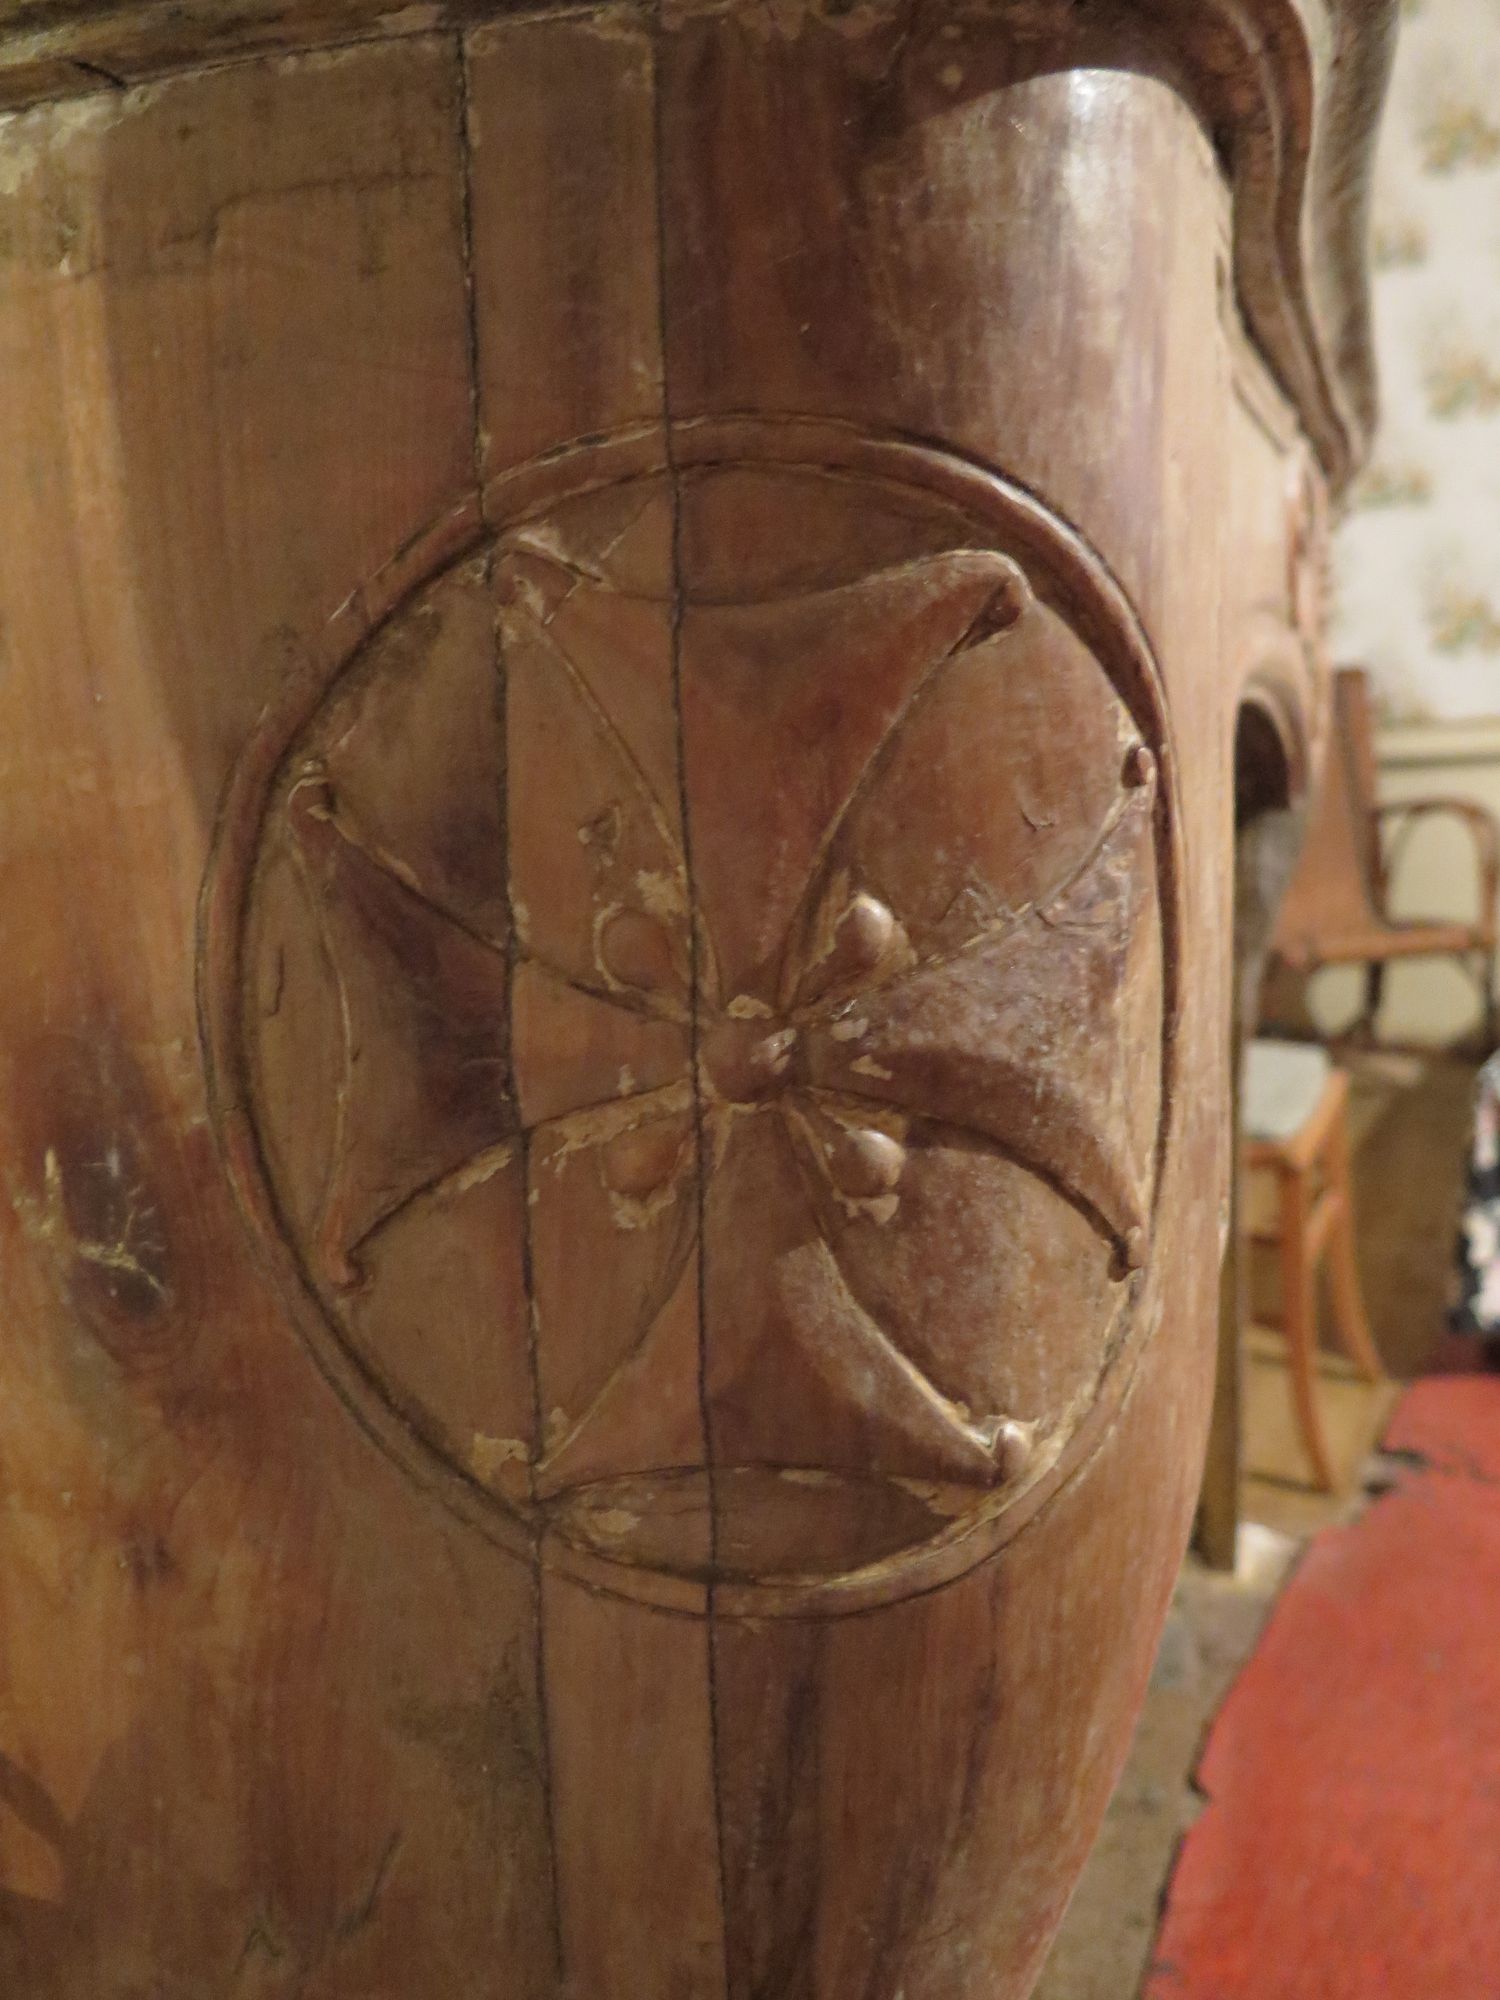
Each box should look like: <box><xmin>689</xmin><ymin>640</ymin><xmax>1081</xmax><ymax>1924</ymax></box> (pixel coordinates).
<box><xmin>204</xmin><ymin>428</ymin><xmax>1175</xmax><ymax>1613</ymax></box>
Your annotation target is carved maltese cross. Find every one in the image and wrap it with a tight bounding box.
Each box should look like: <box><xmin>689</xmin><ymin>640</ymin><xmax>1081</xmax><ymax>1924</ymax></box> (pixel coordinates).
<box><xmin>248</xmin><ymin>475</ymin><xmax>1164</xmax><ymax>1551</ymax></box>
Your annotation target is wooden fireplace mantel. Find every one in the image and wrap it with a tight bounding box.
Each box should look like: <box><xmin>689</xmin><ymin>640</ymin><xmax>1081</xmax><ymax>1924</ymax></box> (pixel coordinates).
<box><xmin>0</xmin><ymin>5</ymin><xmax>1393</xmax><ymax>1995</ymax></box>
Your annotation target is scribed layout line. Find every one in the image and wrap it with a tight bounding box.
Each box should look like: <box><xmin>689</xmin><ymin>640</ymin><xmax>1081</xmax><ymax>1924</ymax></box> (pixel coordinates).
<box><xmin>454</xmin><ymin>27</ymin><xmax>566</xmax><ymax>1987</ymax></box>
<box><xmin>648</xmin><ymin>13</ymin><xmax>735</xmax><ymax>1991</ymax></box>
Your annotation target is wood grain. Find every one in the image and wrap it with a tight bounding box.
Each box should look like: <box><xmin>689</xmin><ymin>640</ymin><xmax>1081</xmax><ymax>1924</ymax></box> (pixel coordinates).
<box><xmin>465</xmin><ymin>7</ymin><xmax>663</xmax><ymax>477</ymax></box>
<box><xmin>0</xmin><ymin>0</ymin><xmax>1398</xmax><ymax>493</ymax></box>
<box><xmin>0</xmin><ymin>6</ymin><xmax>1390</xmax><ymax>1995</ymax></box>
<box><xmin>0</xmin><ymin>35</ymin><xmax>557</xmax><ymax>1995</ymax></box>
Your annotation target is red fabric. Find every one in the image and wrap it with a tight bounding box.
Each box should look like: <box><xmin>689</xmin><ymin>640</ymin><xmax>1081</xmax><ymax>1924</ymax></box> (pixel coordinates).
<box><xmin>1385</xmin><ymin>1373</ymin><xmax>1500</xmax><ymax>1480</ymax></box>
<box><xmin>1147</xmin><ymin>1386</ymin><xmax>1500</xmax><ymax>1999</ymax></box>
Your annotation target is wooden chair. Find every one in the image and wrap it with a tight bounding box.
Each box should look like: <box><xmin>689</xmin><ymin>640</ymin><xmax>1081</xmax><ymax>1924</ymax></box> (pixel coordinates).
<box><xmin>1243</xmin><ymin>1040</ymin><xmax>1386</xmax><ymax>1490</ymax></box>
<box><xmin>1270</xmin><ymin>666</ymin><xmax>1500</xmax><ymax>1045</ymax></box>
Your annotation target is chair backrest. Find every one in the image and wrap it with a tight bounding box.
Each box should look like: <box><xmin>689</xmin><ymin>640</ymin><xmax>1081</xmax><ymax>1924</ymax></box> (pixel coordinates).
<box><xmin>1270</xmin><ymin>667</ymin><xmax>1384</xmax><ymax>967</ymax></box>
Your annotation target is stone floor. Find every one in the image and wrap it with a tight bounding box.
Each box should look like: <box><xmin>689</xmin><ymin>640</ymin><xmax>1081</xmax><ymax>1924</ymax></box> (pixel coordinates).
<box><xmin>1031</xmin><ymin>1050</ymin><xmax>1475</xmax><ymax>1999</ymax></box>
<box><xmin>1033</xmin><ymin>1439</ymin><xmax>1388</xmax><ymax>2000</ymax></box>
<box><xmin>1032</xmin><ymin>1524</ymin><xmax>1300</xmax><ymax>2000</ymax></box>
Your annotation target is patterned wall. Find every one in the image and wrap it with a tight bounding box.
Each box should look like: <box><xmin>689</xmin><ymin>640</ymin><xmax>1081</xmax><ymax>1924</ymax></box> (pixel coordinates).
<box><xmin>1333</xmin><ymin>0</ymin><xmax>1500</xmax><ymax>721</ymax></box>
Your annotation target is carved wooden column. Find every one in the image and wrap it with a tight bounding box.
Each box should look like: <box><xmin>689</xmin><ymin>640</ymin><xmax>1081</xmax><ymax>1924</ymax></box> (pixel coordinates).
<box><xmin>0</xmin><ymin>5</ymin><xmax>1392</xmax><ymax>1995</ymax></box>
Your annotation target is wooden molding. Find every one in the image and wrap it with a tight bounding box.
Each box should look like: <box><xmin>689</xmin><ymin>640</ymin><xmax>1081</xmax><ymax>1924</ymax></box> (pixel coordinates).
<box><xmin>0</xmin><ymin>0</ymin><xmax>1396</xmax><ymax>492</ymax></box>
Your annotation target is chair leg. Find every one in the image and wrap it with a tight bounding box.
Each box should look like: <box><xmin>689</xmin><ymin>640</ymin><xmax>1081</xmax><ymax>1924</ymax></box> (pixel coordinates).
<box><xmin>1323</xmin><ymin>1103</ymin><xmax>1385</xmax><ymax>1384</ymax></box>
<box><xmin>1358</xmin><ymin>960</ymin><xmax>1386</xmax><ymax>1043</ymax></box>
<box><xmin>1277</xmin><ymin>1164</ymin><xmax>1338</xmax><ymax>1492</ymax></box>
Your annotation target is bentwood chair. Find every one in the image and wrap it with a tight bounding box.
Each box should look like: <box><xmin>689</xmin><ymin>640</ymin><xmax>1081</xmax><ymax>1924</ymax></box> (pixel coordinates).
<box><xmin>1270</xmin><ymin>668</ymin><xmax>1500</xmax><ymax>1046</ymax></box>
<box><xmin>1244</xmin><ymin>1039</ymin><xmax>1386</xmax><ymax>1491</ymax></box>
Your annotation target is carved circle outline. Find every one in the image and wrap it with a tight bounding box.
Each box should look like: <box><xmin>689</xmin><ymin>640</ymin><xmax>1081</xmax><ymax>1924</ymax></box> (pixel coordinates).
<box><xmin>198</xmin><ymin>415</ymin><xmax>1184</xmax><ymax>1621</ymax></box>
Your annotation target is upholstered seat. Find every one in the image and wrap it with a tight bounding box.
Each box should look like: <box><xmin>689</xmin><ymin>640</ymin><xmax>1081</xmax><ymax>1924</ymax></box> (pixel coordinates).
<box><xmin>1244</xmin><ymin>1038</ymin><xmax>1334</xmax><ymax>1145</ymax></box>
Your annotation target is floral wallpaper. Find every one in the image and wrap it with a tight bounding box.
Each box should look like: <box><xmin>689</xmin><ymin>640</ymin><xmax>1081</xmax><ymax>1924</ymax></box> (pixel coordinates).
<box><xmin>1333</xmin><ymin>0</ymin><xmax>1500</xmax><ymax>721</ymax></box>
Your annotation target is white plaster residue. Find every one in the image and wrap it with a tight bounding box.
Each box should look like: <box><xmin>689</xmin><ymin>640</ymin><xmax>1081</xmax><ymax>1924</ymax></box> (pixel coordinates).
<box><xmin>849</xmin><ymin>1054</ymin><xmax>895</xmax><ymax>1081</ymax></box>
<box><xmin>585</xmin><ymin>1507</ymin><xmax>641</xmax><ymax>1540</ymax></box>
<box><xmin>829</xmin><ymin>1015</ymin><xmax>869</xmax><ymax>1042</ymax></box>
<box><xmin>0</xmin><ymin>93</ymin><xmax>134</xmax><ymax>202</ymax></box>
<box><xmin>470</xmin><ymin>1434</ymin><xmax>527</xmax><ymax>1485</ymax></box>
<box><xmin>635</xmin><ymin>868</ymin><xmax>687</xmax><ymax>920</ymax></box>
<box><xmin>443</xmin><ymin>1142</ymin><xmax>515</xmax><ymax>1199</ymax></box>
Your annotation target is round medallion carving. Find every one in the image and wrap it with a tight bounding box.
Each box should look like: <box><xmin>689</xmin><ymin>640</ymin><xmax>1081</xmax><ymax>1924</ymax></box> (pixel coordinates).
<box><xmin>201</xmin><ymin>422</ymin><xmax>1178</xmax><ymax>1615</ymax></box>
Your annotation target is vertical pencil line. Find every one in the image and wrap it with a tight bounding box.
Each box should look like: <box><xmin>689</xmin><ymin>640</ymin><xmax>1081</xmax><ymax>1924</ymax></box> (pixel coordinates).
<box><xmin>455</xmin><ymin>30</ymin><xmax>565</xmax><ymax>1987</ymax></box>
<box><xmin>648</xmin><ymin>10</ymin><xmax>734</xmax><ymax>1994</ymax></box>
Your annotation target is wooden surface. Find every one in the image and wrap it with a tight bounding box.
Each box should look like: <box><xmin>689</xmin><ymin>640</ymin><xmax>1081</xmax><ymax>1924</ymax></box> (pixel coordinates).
<box><xmin>0</xmin><ymin>4</ymin><xmax>1390</xmax><ymax>1995</ymax></box>
<box><xmin>0</xmin><ymin>0</ymin><xmax>1396</xmax><ymax>486</ymax></box>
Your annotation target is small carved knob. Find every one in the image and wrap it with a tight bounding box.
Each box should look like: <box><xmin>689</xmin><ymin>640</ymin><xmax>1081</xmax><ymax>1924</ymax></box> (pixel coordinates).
<box><xmin>992</xmin><ymin>1418</ymin><xmax>1035</xmax><ymax>1484</ymax></box>
<box><xmin>601</xmin><ymin>1121</ymin><xmax>686</xmax><ymax>1200</ymax></box>
<box><xmin>1123</xmin><ymin>744</ymin><xmax>1157</xmax><ymax>789</ymax></box>
<box><xmin>599</xmin><ymin>909</ymin><xmax>680</xmax><ymax>997</ymax></box>
<box><xmin>702</xmin><ymin>1019</ymin><xmax>798</xmax><ymax>1104</ymax></box>
<box><xmin>800</xmin><ymin>892</ymin><xmax>902</xmax><ymax>1005</ymax></box>
<box><xmin>1115</xmin><ymin>1225</ymin><xmax>1148</xmax><ymax>1277</ymax></box>
<box><xmin>839</xmin><ymin>893</ymin><xmax>897</xmax><ymax>973</ymax></box>
<box><xmin>965</xmin><ymin>567</ymin><xmax>1030</xmax><ymax>643</ymax></box>
<box><xmin>827</xmin><ymin>1125</ymin><xmax>906</xmax><ymax>1200</ymax></box>
<box><xmin>746</xmin><ymin>1028</ymin><xmax>798</xmax><ymax>1093</ymax></box>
